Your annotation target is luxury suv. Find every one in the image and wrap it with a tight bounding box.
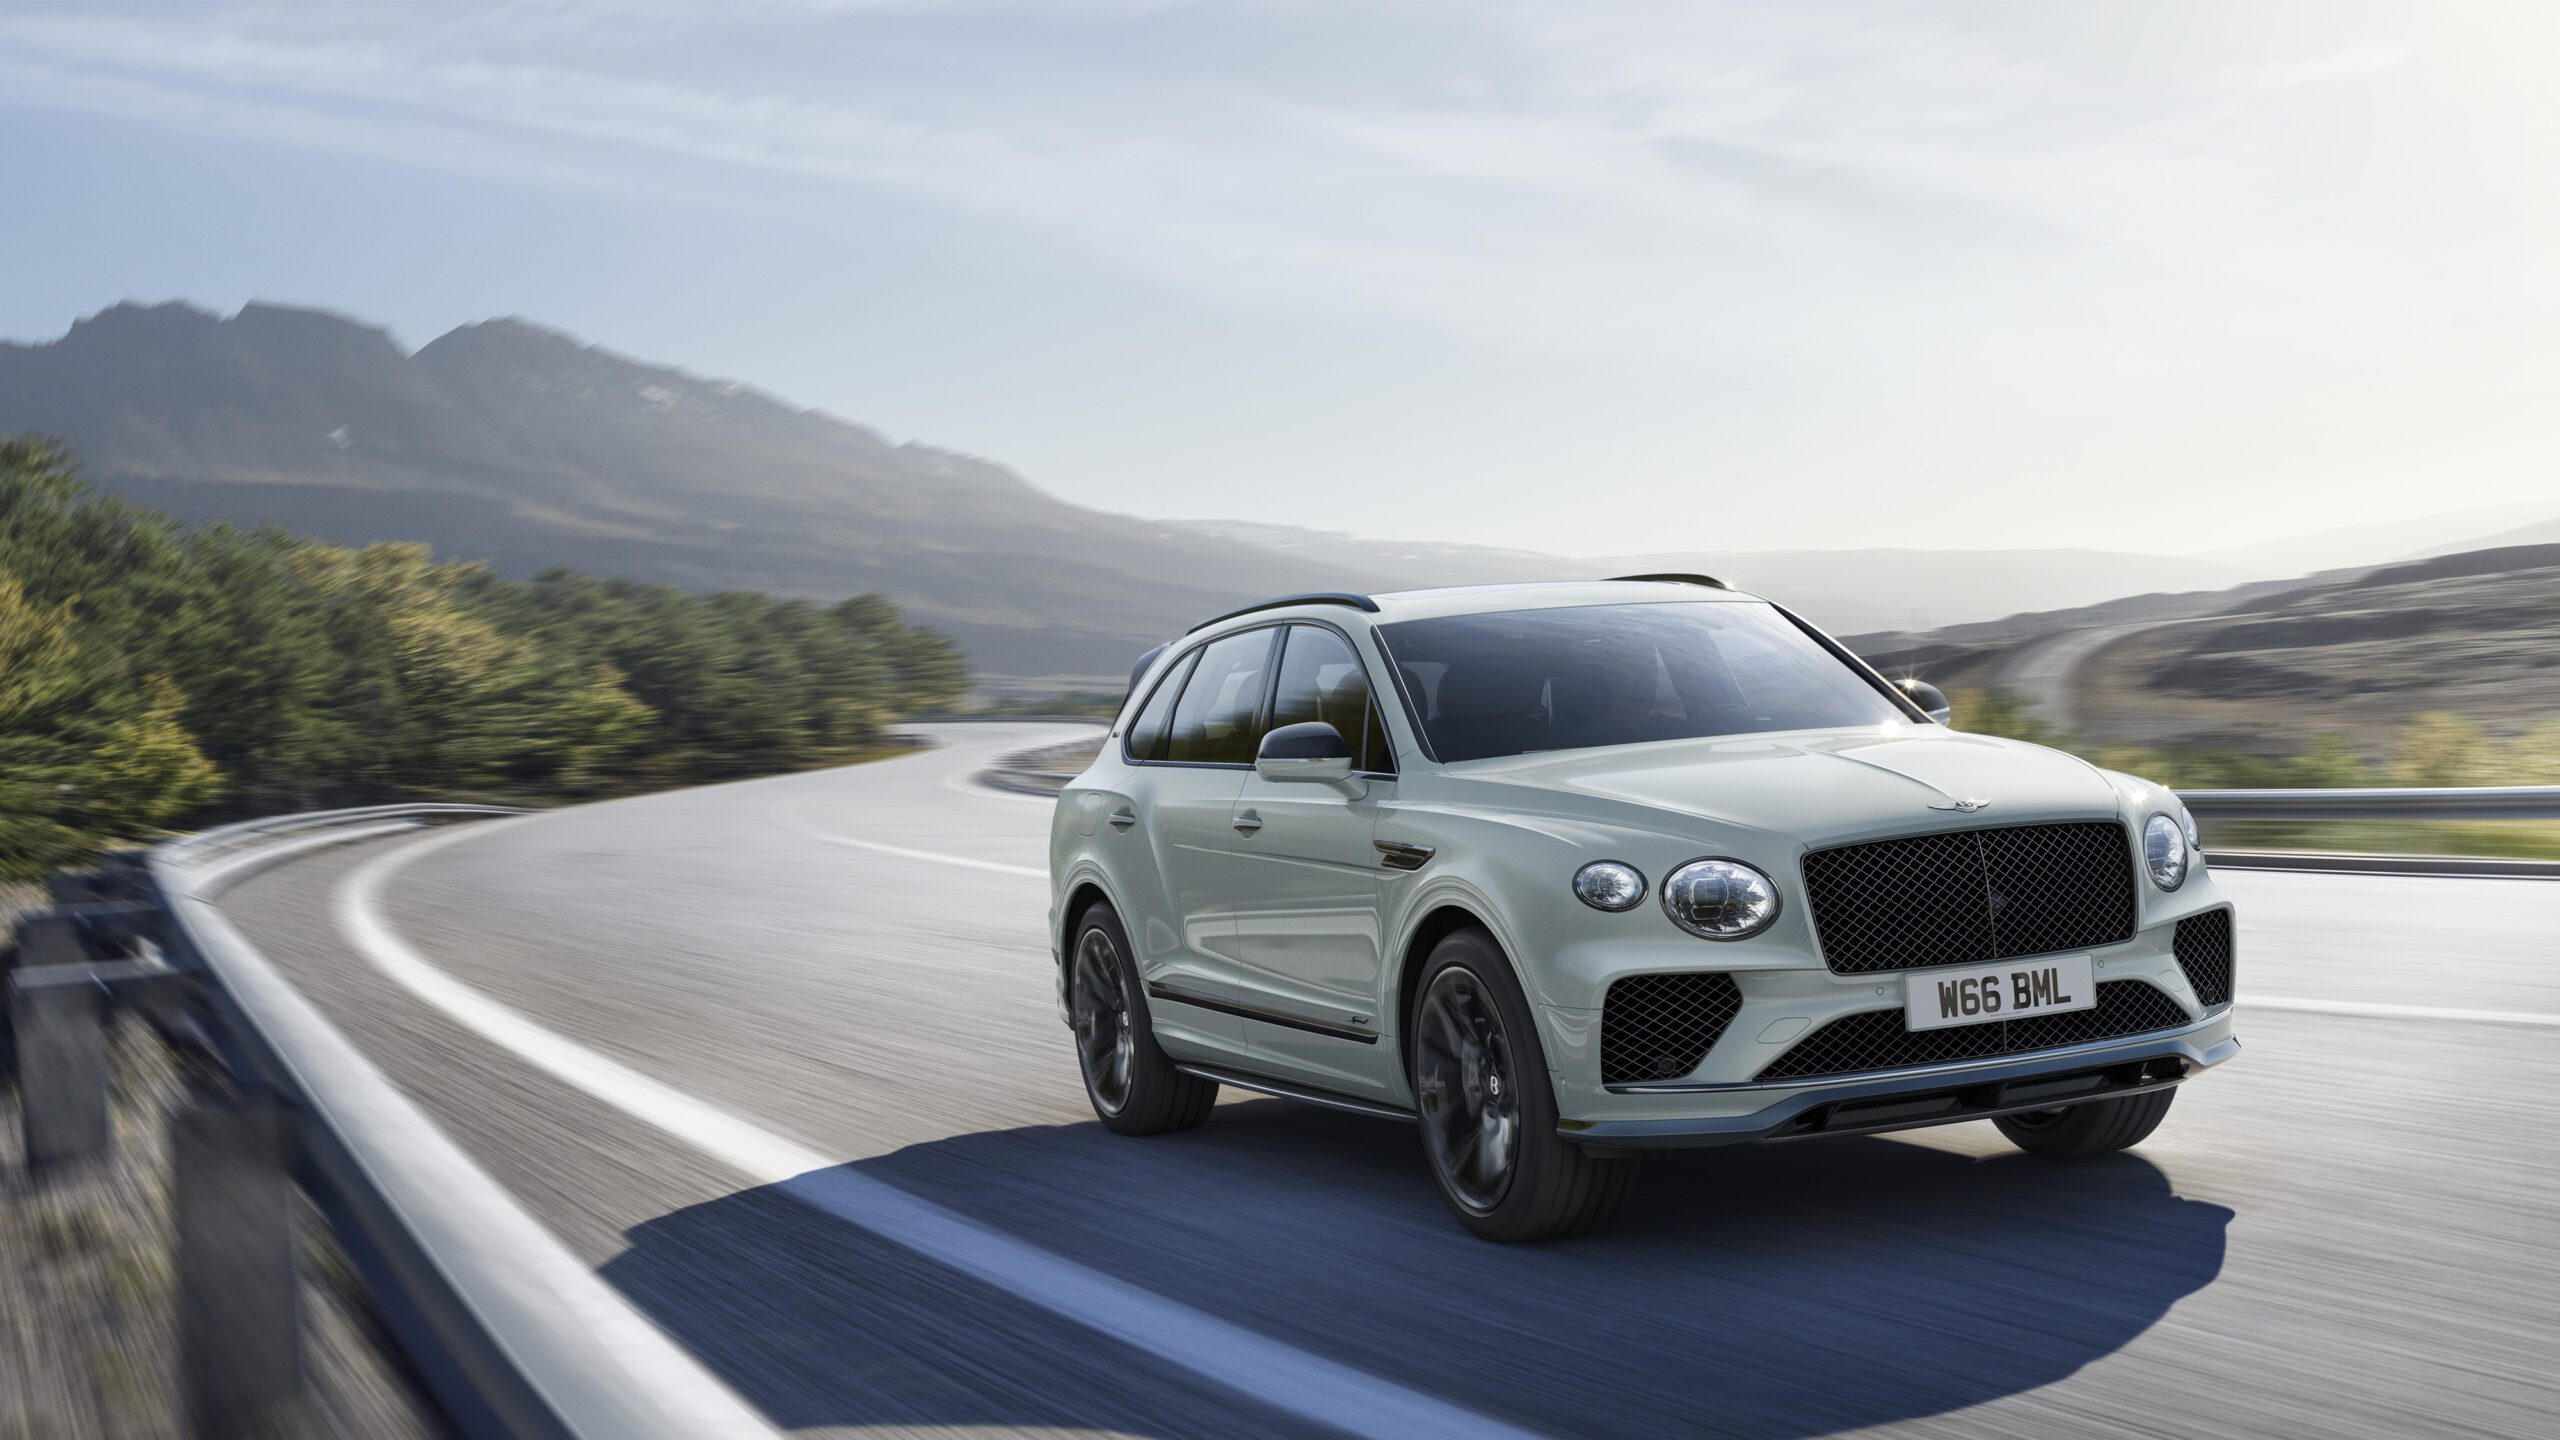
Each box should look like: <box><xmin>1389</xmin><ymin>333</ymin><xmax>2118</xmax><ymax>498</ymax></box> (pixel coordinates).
<box><xmin>1047</xmin><ymin>577</ymin><xmax>2239</xmax><ymax>1241</ymax></box>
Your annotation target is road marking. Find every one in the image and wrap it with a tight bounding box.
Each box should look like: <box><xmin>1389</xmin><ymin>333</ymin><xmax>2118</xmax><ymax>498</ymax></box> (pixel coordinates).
<box><xmin>338</xmin><ymin>823</ymin><xmax>1538</xmax><ymax>1440</ymax></box>
<box><xmin>2240</xmin><ymin>994</ymin><xmax>2560</xmax><ymax>1027</ymax></box>
<box><xmin>768</xmin><ymin>803</ymin><xmax>1048</xmax><ymax>877</ymax></box>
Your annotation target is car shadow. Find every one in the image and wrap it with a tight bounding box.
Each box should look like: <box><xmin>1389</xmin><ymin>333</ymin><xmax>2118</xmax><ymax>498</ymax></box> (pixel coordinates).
<box><xmin>600</xmin><ymin>1098</ymin><xmax>2231</xmax><ymax>1438</ymax></box>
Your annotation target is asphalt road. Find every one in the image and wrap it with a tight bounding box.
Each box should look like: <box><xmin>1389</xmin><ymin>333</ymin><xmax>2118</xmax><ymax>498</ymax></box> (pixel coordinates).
<box><xmin>215</xmin><ymin>723</ymin><xmax>2560</xmax><ymax>1439</ymax></box>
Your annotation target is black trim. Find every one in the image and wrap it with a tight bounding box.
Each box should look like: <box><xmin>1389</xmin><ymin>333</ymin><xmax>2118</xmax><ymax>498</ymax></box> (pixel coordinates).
<box><xmin>1765</xmin><ymin>600</ymin><xmax>1937</xmax><ymax>724</ymax></box>
<box><xmin>1172</xmin><ymin>1064</ymin><xmax>1415</xmax><ymax>1122</ymax></box>
<box><xmin>1607</xmin><ymin>572</ymin><xmax>1727</xmax><ymax>590</ymax></box>
<box><xmin>1186</xmin><ymin>591</ymin><xmax>1379</xmax><ymax>634</ymax></box>
<box><xmin>1145</xmin><ymin>980</ymin><xmax>1380</xmax><ymax>1043</ymax></box>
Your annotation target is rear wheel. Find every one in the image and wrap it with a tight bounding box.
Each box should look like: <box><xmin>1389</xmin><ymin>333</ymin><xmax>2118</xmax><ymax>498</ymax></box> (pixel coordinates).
<box><xmin>1069</xmin><ymin>904</ymin><xmax>1216</xmax><ymax>1135</ymax></box>
<box><xmin>1993</xmin><ymin>1088</ymin><xmax>2176</xmax><ymax>1157</ymax></box>
<box><xmin>1409</xmin><ymin>929</ymin><xmax>1636</xmax><ymax>1241</ymax></box>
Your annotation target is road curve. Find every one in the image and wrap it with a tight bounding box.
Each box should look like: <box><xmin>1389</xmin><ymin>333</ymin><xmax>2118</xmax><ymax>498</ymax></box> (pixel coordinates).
<box><xmin>213</xmin><ymin>724</ymin><xmax>2560</xmax><ymax>1440</ymax></box>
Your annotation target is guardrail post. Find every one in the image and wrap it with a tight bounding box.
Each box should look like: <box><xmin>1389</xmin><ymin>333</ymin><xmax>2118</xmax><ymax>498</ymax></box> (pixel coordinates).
<box><xmin>12</xmin><ymin>968</ymin><xmax>111</xmax><ymax>1169</ymax></box>
<box><xmin>176</xmin><ymin>1094</ymin><xmax>304</xmax><ymax>1435</ymax></box>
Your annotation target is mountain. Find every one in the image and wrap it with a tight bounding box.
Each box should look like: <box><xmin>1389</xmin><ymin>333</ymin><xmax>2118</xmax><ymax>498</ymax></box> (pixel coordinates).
<box><xmin>0</xmin><ymin>301</ymin><xmax>1383</xmax><ymax>679</ymax></box>
<box><xmin>2197</xmin><ymin>498</ymin><xmax>2560</xmax><ymax>577</ymax></box>
<box><xmin>0</xmin><ymin>299</ymin><xmax>2350</xmax><ymax>680</ymax></box>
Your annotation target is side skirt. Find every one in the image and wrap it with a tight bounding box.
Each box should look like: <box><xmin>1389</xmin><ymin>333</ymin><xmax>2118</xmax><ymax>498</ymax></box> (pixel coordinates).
<box><xmin>1174</xmin><ymin>1064</ymin><xmax>1416</xmax><ymax>1124</ymax></box>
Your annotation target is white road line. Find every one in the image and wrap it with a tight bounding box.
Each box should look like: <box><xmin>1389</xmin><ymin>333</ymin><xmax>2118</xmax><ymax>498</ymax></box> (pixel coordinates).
<box><xmin>2239</xmin><ymin>994</ymin><xmax>2560</xmax><ymax>1027</ymax></box>
<box><xmin>767</xmin><ymin>803</ymin><xmax>1048</xmax><ymax>877</ymax></box>
<box><xmin>338</xmin><ymin>822</ymin><xmax>1540</xmax><ymax>1440</ymax></box>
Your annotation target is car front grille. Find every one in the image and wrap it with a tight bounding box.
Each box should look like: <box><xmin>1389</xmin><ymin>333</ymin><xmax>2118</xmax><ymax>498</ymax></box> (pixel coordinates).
<box><xmin>2173</xmin><ymin>908</ymin><xmax>2235</xmax><ymax>1007</ymax></box>
<box><xmin>1600</xmin><ymin>972</ymin><xmax>1743</xmax><ymax>1084</ymax></box>
<box><xmin>1800</xmin><ymin>821</ymin><xmax>2138</xmax><ymax>975</ymax></box>
<box><xmin>1756</xmin><ymin>979</ymin><xmax>2192</xmax><ymax>1082</ymax></box>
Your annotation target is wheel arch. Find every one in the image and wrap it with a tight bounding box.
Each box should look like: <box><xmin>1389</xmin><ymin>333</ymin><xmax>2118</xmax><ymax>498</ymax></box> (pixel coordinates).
<box><xmin>1390</xmin><ymin>894</ymin><xmax>1533</xmax><ymax>1089</ymax></box>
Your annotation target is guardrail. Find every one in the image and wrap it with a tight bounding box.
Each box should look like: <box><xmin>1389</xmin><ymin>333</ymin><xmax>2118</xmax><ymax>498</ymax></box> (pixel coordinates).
<box><xmin>2176</xmin><ymin>786</ymin><xmax>2560</xmax><ymax>823</ymax></box>
<box><xmin>6</xmin><ymin>805</ymin><xmax>775</xmax><ymax>1439</ymax></box>
<box><xmin>2178</xmin><ymin>785</ymin><xmax>2560</xmax><ymax>877</ymax></box>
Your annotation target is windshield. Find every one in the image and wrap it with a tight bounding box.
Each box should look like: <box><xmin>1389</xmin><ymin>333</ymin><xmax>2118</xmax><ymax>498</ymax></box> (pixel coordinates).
<box><xmin>1378</xmin><ymin>601</ymin><xmax>1911</xmax><ymax>762</ymax></box>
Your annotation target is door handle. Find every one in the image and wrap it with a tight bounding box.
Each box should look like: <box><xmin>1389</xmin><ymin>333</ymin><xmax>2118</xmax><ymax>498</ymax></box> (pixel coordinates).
<box><xmin>1108</xmin><ymin>807</ymin><xmax>1138</xmax><ymax>830</ymax></box>
<box><xmin>1232</xmin><ymin>810</ymin><xmax>1264</xmax><ymax>835</ymax></box>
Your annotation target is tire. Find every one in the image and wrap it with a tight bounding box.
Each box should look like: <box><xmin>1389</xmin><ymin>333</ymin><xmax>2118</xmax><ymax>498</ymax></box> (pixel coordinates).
<box><xmin>1992</xmin><ymin>1087</ymin><xmax>2177</xmax><ymax>1157</ymax></box>
<box><xmin>1068</xmin><ymin>903</ymin><xmax>1217</xmax><ymax>1136</ymax></box>
<box><xmin>1407</xmin><ymin>928</ymin><xmax>1637</xmax><ymax>1242</ymax></box>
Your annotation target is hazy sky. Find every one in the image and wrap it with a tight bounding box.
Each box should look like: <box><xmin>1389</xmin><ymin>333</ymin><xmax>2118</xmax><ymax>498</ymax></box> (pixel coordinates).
<box><xmin>5</xmin><ymin>1</ymin><xmax>2557</xmax><ymax>556</ymax></box>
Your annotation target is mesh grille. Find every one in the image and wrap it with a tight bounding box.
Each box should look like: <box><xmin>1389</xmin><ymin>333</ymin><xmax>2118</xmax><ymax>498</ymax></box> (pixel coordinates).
<box><xmin>1600</xmin><ymin>973</ymin><xmax>1744</xmax><ymax>1084</ymax></box>
<box><xmin>2173</xmin><ymin>908</ymin><xmax>2235</xmax><ymax>1007</ymax></box>
<box><xmin>1757</xmin><ymin>980</ymin><xmax>2192</xmax><ymax>1081</ymax></box>
<box><xmin>1801</xmin><ymin>822</ymin><xmax>2137</xmax><ymax>975</ymax></box>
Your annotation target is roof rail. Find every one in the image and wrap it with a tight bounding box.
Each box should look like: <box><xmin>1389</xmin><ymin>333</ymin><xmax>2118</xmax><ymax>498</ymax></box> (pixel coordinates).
<box><xmin>1186</xmin><ymin>591</ymin><xmax>1380</xmax><ymax>633</ymax></box>
<box><xmin>1607</xmin><ymin>572</ymin><xmax>1727</xmax><ymax>590</ymax></box>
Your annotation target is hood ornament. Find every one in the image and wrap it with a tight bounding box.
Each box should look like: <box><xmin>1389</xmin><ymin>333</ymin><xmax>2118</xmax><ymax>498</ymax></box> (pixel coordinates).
<box><xmin>1929</xmin><ymin>797</ymin><xmax>1992</xmax><ymax>813</ymax></box>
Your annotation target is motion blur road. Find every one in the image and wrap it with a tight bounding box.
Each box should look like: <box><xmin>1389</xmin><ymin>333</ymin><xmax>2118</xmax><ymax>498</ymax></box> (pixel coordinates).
<box><xmin>217</xmin><ymin>723</ymin><xmax>2559</xmax><ymax>1439</ymax></box>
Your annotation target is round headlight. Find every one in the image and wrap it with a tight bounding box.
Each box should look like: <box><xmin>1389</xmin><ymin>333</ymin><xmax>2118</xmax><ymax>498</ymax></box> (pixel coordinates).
<box><xmin>1573</xmin><ymin>860</ymin><xmax>1647</xmax><ymax>912</ymax></box>
<box><xmin>1660</xmin><ymin>858</ymin><xmax>1780</xmax><ymax>940</ymax></box>
<box><xmin>2143</xmin><ymin>812</ymin><xmax>2189</xmax><ymax>891</ymax></box>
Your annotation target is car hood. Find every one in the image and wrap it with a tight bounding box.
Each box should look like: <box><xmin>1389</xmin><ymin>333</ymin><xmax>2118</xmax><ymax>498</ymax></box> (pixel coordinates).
<box><xmin>1438</xmin><ymin>726</ymin><xmax>2125</xmax><ymax>847</ymax></box>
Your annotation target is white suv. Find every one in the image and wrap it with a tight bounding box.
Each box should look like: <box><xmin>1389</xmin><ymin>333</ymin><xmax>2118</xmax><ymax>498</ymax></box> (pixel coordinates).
<box><xmin>1047</xmin><ymin>577</ymin><xmax>2239</xmax><ymax>1241</ymax></box>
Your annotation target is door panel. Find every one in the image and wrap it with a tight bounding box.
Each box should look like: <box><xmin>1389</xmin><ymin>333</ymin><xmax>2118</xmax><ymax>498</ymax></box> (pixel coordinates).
<box><xmin>1122</xmin><ymin>627</ymin><xmax>1279</xmax><ymax>1053</ymax></box>
<box><xmin>1122</xmin><ymin>764</ymin><xmax>1250</xmax><ymax>1055</ymax></box>
<box><xmin>1228</xmin><ymin>625</ymin><xmax>1400</xmax><ymax>1095</ymax></box>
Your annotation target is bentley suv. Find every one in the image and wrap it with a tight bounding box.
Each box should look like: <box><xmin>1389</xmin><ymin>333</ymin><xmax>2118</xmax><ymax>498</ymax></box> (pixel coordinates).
<box><xmin>1047</xmin><ymin>576</ymin><xmax>2239</xmax><ymax>1241</ymax></box>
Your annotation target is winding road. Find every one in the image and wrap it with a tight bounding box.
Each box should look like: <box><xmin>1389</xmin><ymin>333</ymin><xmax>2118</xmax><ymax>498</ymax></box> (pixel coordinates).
<box><xmin>211</xmin><ymin>723</ymin><xmax>2559</xmax><ymax>1439</ymax></box>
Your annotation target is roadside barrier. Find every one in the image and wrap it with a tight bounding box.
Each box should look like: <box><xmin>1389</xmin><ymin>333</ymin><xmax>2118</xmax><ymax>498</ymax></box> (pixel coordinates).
<box><xmin>3</xmin><ymin>806</ymin><xmax>775</xmax><ymax>1440</ymax></box>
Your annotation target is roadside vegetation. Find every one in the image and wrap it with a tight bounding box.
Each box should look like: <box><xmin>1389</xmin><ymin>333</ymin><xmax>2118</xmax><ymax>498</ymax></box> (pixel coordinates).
<box><xmin>0</xmin><ymin>437</ymin><xmax>967</xmax><ymax>878</ymax></box>
<box><xmin>1951</xmin><ymin>688</ymin><xmax>2560</xmax><ymax>859</ymax></box>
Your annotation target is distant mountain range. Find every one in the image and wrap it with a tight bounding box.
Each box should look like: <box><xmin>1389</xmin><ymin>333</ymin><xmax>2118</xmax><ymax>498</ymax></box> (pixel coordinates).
<box><xmin>4</xmin><ymin>301</ymin><xmax>2552</xmax><ymax>682</ymax></box>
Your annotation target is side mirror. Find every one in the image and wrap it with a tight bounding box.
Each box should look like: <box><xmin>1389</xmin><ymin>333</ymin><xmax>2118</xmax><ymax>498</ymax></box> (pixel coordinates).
<box><xmin>1257</xmin><ymin>721</ymin><xmax>1361</xmax><ymax>792</ymax></box>
<box><xmin>1895</xmin><ymin>678</ymin><xmax>1954</xmax><ymax>725</ymax></box>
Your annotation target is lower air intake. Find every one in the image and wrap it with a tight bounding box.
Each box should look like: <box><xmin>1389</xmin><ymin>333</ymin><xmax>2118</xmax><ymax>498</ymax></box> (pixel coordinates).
<box><xmin>1757</xmin><ymin>980</ymin><xmax>2192</xmax><ymax>1082</ymax></box>
<box><xmin>1601</xmin><ymin>973</ymin><xmax>1743</xmax><ymax>1084</ymax></box>
<box><xmin>2174</xmin><ymin>908</ymin><xmax>2236</xmax><ymax>1008</ymax></box>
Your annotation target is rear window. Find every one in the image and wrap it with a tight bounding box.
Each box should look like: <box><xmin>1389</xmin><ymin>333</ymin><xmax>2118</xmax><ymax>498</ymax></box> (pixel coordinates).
<box><xmin>1122</xmin><ymin>649</ymin><xmax>1197</xmax><ymax>762</ymax></box>
<box><xmin>1161</xmin><ymin>629</ymin><xmax>1279</xmax><ymax>764</ymax></box>
<box><xmin>1378</xmin><ymin>601</ymin><xmax>1906</xmax><ymax>762</ymax></box>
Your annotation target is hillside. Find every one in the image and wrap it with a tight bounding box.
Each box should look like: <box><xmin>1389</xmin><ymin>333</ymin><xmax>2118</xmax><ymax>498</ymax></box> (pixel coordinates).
<box><xmin>0</xmin><ymin>301</ymin><xmax>1379</xmax><ymax>679</ymax></box>
<box><xmin>1863</xmin><ymin>545</ymin><xmax>2560</xmax><ymax>753</ymax></box>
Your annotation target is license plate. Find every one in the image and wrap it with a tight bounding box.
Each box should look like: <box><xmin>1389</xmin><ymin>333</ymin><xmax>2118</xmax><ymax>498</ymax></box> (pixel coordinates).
<box><xmin>1904</xmin><ymin>954</ymin><xmax>2096</xmax><ymax>1031</ymax></box>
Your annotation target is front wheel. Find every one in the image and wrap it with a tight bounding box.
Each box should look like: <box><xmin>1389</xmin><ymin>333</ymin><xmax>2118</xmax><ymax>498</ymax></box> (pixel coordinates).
<box><xmin>1409</xmin><ymin>929</ymin><xmax>1636</xmax><ymax>1241</ymax></box>
<box><xmin>1993</xmin><ymin>1087</ymin><xmax>2176</xmax><ymax>1157</ymax></box>
<box><xmin>1069</xmin><ymin>904</ymin><xmax>1217</xmax><ymax>1136</ymax></box>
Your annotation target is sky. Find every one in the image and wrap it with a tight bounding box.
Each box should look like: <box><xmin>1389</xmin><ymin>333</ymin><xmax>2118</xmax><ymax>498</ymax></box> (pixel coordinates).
<box><xmin>3</xmin><ymin>0</ymin><xmax>2557</xmax><ymax>557</ymax></box>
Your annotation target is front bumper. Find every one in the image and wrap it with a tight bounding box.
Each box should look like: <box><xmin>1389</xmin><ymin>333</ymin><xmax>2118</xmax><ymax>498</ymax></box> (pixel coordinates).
<box><xmin>1559</xmin><ymin>1019</ymin><xmax>2238</xmax><ymax>1150</ymax></box>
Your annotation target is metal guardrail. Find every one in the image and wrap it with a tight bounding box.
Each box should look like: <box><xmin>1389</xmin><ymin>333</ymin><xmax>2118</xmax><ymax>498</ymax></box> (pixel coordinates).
<box><xmin>2178</xmin><ymin>786</ymin><xmax>2560</xmax><ymax>877</ymax></box>
<box><xmin>7</xmin><ymin>805</ymin><xmax>775</xmax><ymax>1439</ymax></box>
<box><xmin>2176</xmin><ymin>786</ymin><xmax>2560</xmax><ymax>823</ymax></box>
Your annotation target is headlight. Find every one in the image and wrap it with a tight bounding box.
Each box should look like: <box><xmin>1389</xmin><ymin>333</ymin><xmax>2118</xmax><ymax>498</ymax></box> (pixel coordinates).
<box><xmin>1660</xmin><ymin>858</ymin><xmax>1780</xmax><ymax>940</ymax></box>
<box><xmin>2181</xmin><ymin>807</ymin><xmax>2204</xmax><ymax>864</ymax></box>
<box><xmin>2143</xmin><ymin>813</ymin><xmax>2189</xmax><ymax>891</ymax></box>
<box><xmin>1573</xmin><ymin>860</ymin><xmax>1647</xmax><ymax>912</ymax></box>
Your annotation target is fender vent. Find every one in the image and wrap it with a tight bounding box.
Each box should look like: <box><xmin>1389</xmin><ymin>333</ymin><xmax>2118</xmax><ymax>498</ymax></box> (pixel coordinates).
<box><xmin>1601</xmin><ymin>973</ymin><xmax>1743</xmax><ymax>1084</ymax></box>
<box><xmin>2173</xmin><ymin>908</ymin><xmax>2235</xmax><ymax>1008</ymax></box>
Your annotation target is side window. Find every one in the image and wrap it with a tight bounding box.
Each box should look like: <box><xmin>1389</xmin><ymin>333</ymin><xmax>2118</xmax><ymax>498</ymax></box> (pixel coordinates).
<box><xmin>1122</xmin><ymin>649</ymin><xmax>1197</xmax><ymax>762</ymax></box>
<box><xmin>1270</xmin><ymin>626</ymin><xmax>1397</xmax><ymax>775</ymax></box>
<box><xmin>1162</xmin><ymin>630</ymin><xmax>1279</xmax><ymax>765</ymax></box>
